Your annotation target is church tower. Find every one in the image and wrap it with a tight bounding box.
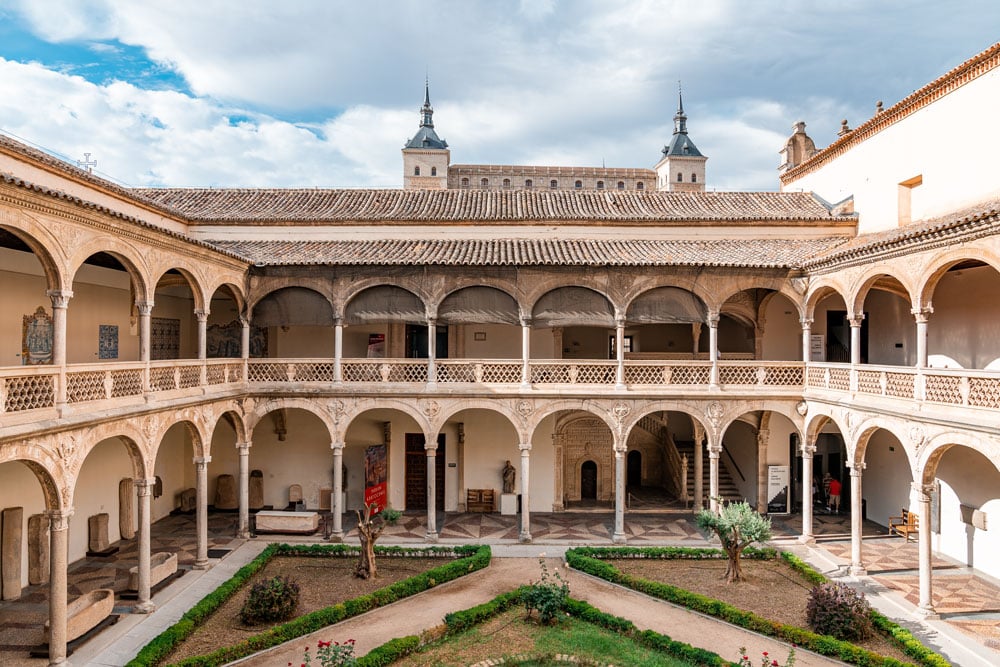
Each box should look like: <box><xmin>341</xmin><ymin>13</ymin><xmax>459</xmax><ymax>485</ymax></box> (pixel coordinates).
<box><xmin>402</xmin><ymin>81</ymin><xmax>450</xmax><ymax>189</ymax></box>
<box><xmin>655</xmin><ymin>89</ymin><xmax>707</xmax><ymax>192</ymax></box>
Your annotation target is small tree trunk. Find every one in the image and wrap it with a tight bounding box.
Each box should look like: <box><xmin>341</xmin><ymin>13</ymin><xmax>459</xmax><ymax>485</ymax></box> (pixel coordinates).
<box><xmin>354</xmin><ymin>504</ymin><xmax>383</xmax><ymax>579</ymax></box>
<box><xmin>725</xmin><ymin>544</ymin><xmax>746</xmax><ymax>583</ymax></box>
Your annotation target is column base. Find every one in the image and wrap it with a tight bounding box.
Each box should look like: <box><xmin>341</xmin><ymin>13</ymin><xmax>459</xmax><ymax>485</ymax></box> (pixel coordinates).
<box><xmin>134</xmin><ymin>601</ymin><xmax>156</xmax><ymax>614</ymax></box>
<box><xmin>612</xmin><ymin>532</ymin><xmax>627</xmax><ymax>544</ymax></box>
<box><xmin>915</xmin><ymin>606</ymin><xmax>940</xmax><ymax>621</ymax></box>
<box><xmin>327</xmin><ymin>531</ymin><xmax>344</xmax><ymax>543</ymax></box>
<box><xmin>424</xmin><ymin>531</ymin><xmax>439</xmax><ymax>543</ymax></box>
<box><xmin>237</xmin><ymin>530</ymin><xmax>250</xmax><ymax>539</ymax></box>
<box><xmin>798</xmin><ymin>534</ymin><xmax>815</xmax><ymax>545</ymax></box>
<box><xmin>192</xmin><ymin>559</ymin><xmax>210</xmax><ymax>570</ymax></box>
<box><xmin>614</xmin><ymin>383</ymin><xmax>626</xmax><ymax>391</ymax></box>
<box><xmin>519</xmin><ymin>382</ymin><xmax>532</xmax><ymax>392</ymax></box>
<box><xmin>47</xmin><ymin>657</ymin><xmax>68</xmax><ymax>667</ymax></box>
<box><xmin>518</xmin><ymin>531</ymin><xmax>532</xmax><ymax>543</ymax></box>
<box><xmin>848</xmin><ymin>564</ymin><xmax>867</xmax><ymax>576</ymax></box>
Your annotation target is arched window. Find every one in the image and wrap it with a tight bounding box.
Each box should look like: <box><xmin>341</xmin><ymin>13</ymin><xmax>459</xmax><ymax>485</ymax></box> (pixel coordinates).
<box><xmin>574</xmin><ymin>180</ymin><xmax>583</xmax><ymax>189</ymax></box>
<box><xmin>414</xmin><ymin>166</ymin><xmax>420</xmax><ymax>176</ymax></box>
<box><xmin>550</xmin><ymin>179</ymin><xmax>558</xmax><ymax>189</ymax></box>
<box><xmin>636</xmin><ymin>182</ymin><xmax>645</xmax><ymax>191</ymax></box>
<box><xmin>596</xmin><ymin>180</ymin><xmax>604</xmax><ymax>189</ymax></box>
<box><xmin>503</xmin><ymin>178</ymin><xmax>511</xmax><ymax>189</ymax></box>
<box><xmin>691</xmin><ymin>173</ymin><xmax>697</xmax><ymax>183</ymax></box>
<box><xmin>617</xmin><ymin>181</ymin><xmax>625</xmax><ymax>190</ymax></box>
<box><xmin>525</xmin><ymin>179</ymin><xmax>533</xmax><ymax>188</ymax></box>
<box><xmin>461</xmin><ymin>177</ymin><xmax>470</xmax><ymax>188</ymax></box>
<box><xmin>481</xmin><ymin>178</ymin><xmax>489</xmax><ymax>188</ymax></box>
<box><xmin>431</xmin><ymin>166</ymin><xmax>437</xmax><ymax>176</ymax></box>
<box><xmin>677</xmin><ymin>172</ymin><xmax>683</xmax><ymax>182</ymax></box>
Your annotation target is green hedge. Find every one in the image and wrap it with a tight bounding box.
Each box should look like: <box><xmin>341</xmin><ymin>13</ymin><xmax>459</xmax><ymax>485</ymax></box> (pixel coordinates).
<box><xmin>566</xmin><ymin>547</ymin><xmax>949</xmax><ymax>667</ymax></box>
<box><xmin>126</xmin><ymin>543</ymin><xmax>490</xmax><ymax>667</ymax></box>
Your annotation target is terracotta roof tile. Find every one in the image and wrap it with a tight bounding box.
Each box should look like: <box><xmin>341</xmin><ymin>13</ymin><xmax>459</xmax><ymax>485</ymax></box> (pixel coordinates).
<box><xmin>134</xmin><ymin>188</ymin><xmax>840</xmax><ymax>224</ymax></box>
<box><xmin>206</xmin><ymin>237</ymin><xmax>847</xmax><ymax>268</ymax></box>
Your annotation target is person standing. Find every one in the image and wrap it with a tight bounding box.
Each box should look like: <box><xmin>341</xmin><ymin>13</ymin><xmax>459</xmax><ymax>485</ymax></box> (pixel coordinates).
<box><xmin>828</xmin><ymin>476</ymin><xmax>842</xmax><ymax>514</ymax></box>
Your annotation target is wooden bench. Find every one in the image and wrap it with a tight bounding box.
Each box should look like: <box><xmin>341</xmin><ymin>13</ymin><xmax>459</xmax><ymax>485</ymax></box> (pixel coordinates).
<box><xmin>889</xmin><ymin>508</ymin><xmax>919</xmax><ymax>541</ymax></box>
<box><xmin>467</xmin><ymin>489</ymin><xmax>495</xmax><ymax>513</ymax></box>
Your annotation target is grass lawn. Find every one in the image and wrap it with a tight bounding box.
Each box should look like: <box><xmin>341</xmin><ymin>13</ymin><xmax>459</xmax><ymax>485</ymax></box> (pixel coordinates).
<box><xmin>395</xmin><ymin>607</ymin><xmax>699</xmax><ymax>666</ymax></box>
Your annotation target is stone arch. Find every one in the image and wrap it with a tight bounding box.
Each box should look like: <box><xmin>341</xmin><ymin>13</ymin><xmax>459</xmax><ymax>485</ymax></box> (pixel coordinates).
<box><xmin>718</xmin><ymin>283</ymin><xmax>805</xmax><ymax>320</ymax></box>
<box><xmin>338</xmin><ymin>398</ymin><xmax>432</xmax><ymax>438</ymax></box>
<box><xmin>918</xmin><ymin>431</ymin><xmax>1000</xmax><ymax>486</ymax></box>
<box><xmin>848</xmin><ymin>267</ymin><xmax>916</xmax><ymax>317</ymax></box>
<box><xmin>0</xmin><ymin>212</ymin><xmax>66</xmax><ymax>290</ymax></box>
<box><xmin>436</xmin><ymin>400</ymin><xmax>528</xmax><ymax>443</ymax></box>
<box><xmin>522</xmin><ymin>279</ymin><xmax>617</xmax><ymax>315</ymax></box>
<box><xmin>343</xmin><ymin>284</ymin><xmax>427</xmax><ymax>325</ymax></box>
<box><xmin>623</xmin><ymin>286</ymin><xmax>707</xmax><ymax>324</ymax></box>
<box><xmin>436</xmin><ymin>285</ymin><xmax>521</xmax><ymax>325</ymax></box>
<box><xmin>246</xmin><ymin>397</ymin><xmax>337</xmax><ymax>441</ymax></box>
<box><xmin>917</xmin><ymin>248</ymin><xmax>1000</xmax><ymax>307</ymax></box>
<box><xmin>205</xmin><ymin>404</ymin><xmax>250</xmax><ymax>455</ymax></box>
<box><xmin>247</xmin><ymin>278</ymin><xmax>334</xmax><ymax>314</ymax></box>
<box><xmin>150</xmin><ymin>265</ymin><xmax>208</xmax><ymax>312</ymax></box>
<box><xmin>207</xmin><ymin>281</ymin><xmax>247</xmax><ymax>315</ymax></box>
<box><xmin>527</xmin><ymin>400</ymin><xmax>619</xmax><ymax>443</ymax></box>
<box><xmin>554</xmin><ymin>412</ymin><xmax>619</xmax><ymax>504</ymax></box>
<box><xmin>804</xmin><ymin>280</ymin><xmax>850</xmax><ymax>320</ymax></box>
<box><xmin>78</xmin><ymin>424</ymin><xmax>151</xmax><ymax>482</ymax></box>
<box><xmin>531</xmin><ymin>286</ymin><xmax>616</xmax><ymax>327</ymax></box>
<box><xmin>0</xmin><ymin>443</ymin><xmax>66</xmax><ymax>511</ymax></box>
<box><xmin>150</xmin><ymin>418</ymin><xmax>206</xmax><ymax>465</ymax></box>
<box><xmin>66</xmin><ymin>237</ymin><xmax>150</xmax><ymax>300</ymax></box>
<box><xmin>618</xmin><ymin>274</ymin><xmax>707</xmax><ymax>308</ymax></box>
<box><xmin>804</xmin><ymin>410</ymin><xmax>847</xmax><ymax>449</ymax></box>
<box><xmin>252</xmin><ymin>285</ymin><xmax>336</xmax><ymax>327</ymax></box>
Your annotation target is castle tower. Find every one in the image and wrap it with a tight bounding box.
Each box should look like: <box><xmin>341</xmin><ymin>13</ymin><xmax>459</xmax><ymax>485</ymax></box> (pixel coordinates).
<box><xmin>655</xmin><ymin>88</ymin><xmax>707</xmax><ymax>192</ymax></box>
<box><xmin>402</xmin><ymin>81</ymin><xmax>450</xmax><ymax>189</ymax></box>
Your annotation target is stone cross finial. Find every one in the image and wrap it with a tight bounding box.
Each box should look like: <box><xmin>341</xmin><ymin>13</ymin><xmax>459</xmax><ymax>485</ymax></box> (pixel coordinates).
<box><xmin>77</xmin><ymin>152</ymin><xmax>97</xmax><ymax>173</ymax></box>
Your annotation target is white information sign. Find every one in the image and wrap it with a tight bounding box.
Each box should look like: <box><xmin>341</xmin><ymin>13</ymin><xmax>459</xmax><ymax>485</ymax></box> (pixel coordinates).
<box><xmin>767</xmin><ymin>465</ymin><xmax>790</xmax><ymax>514</ymax></box>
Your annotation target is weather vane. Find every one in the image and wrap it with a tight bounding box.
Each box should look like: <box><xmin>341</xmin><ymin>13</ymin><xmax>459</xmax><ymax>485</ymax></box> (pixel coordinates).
<box><xmin>77</xmin><ymin>152</ymin><xmax>97</xmax><ymax>173</ymax></box>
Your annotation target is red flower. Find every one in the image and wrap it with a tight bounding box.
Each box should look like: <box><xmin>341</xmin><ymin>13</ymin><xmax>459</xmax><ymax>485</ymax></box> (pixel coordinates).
<box><xmin>762</xmin><ymin>652</ymin><xmax>768</xmax><ymax>657</ymax></box>
<box><xmin>772</xmin><ymin>661</ymin><xmax>779</xmax><ymax>666</ymax></box>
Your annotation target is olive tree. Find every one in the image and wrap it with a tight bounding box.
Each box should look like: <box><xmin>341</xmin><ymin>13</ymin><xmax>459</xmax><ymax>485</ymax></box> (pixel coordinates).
<box><xmin>695</xmin><ymin>500</ymin><xmax>772</xmax><ymax>583</ymax></box>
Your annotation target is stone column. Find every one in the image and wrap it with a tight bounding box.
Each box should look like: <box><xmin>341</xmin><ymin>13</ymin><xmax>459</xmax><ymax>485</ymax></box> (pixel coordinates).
<box><xmin>612</xmin><ymin>447</ymin><xmax>627</xmax><ymax>543</ymax></box>
<box><xmin>45</xmin><ymin>508</ymin><xmax>72</xmax><ymax>667</ymax></box>
<box><xmin>426</xmin><ymin>318</ymin><xmax>437</xmax><ymax>387</ymax></box>
<box><xmin>913</xmin><ymin>308</ymin><xmax>931</xmax><ymax>368</ymax></box>
<box><xmin>193</xmin><ymin>456</ymin><xmax>211</xmax><ymax>569</ymax></box>
<box><xmin>849</xmin><ymin>315</ymin><xmax>864</xmax><ymax>365</ymax></box>
<box><xmin>914</xmin><ymin>482</ymin><xmax>938</xmax><ymax>618</ymax></box>
<box><xmin>520</xmin><ymin>319</ymin><xmax>531</xmax><ymax>390</ymax></box>
<box><xmin>708</xmin><ymin>446</ymin><xmax>721</xmax><ymax>513</ymax></box>
<box><xmin>799</xmin><ymin>441</ymin><xmax>816</xmax><ymax>544</ymax></box>
<box><xmin>614</xmin><ymin>318</ymin><xmax>626</xmax><ymax>390</ymax></box>
<box><xmin>691</xmin><ymin>322</ymin><xmax>702</xmax><ymax>354</ymax></box>
<box><xmin>135</xmin><ymin>478</ymin><xmax>155</xmax><ymax>613</ymax></box>
<box><xmin>240</xmin><ymin>316</ymin><xmax>250</xmax><ymax>360</ymax></box>
<box><xmin>333</xmin><ymin>321</ymin><xmax>344</xmax><ymax>383</ymax></box>
<box><xmin>236</xmin><ymin>441</ymin><xmax>251</xmax><ymax>538</ymax></box>
<box><xmin>849</xmin><ymin>463</ymin><xmax>866</xmax><ymax>575</ymax></box>
<box><xmin>693</xmin><ymin>425</ymin><xmax>705</xmax><ymax>510</ymax></box>
<box><xmin>137</xmin><ymin>300</ymin><xmax>154</xmax><ymax>363</ymax></box>
<box><xmin>195</xmin><ymin>309</ymin><xmax>208</xmax><ymax>360</ymax></box>
<box><xmin>425</xmin><ymin>439</ymin><xmax>438</xmax><ymax>541</ymax></box>
<box><xmin>46</xmin><ymin>290</ymin><xmax>72</xmax><ymax>366</ymax></box>
<box><xmin>331</xmin><ymin>441</ymin><xmax>344</xmax><ymax>541</ymax></box>
<box><xmin>519</xmin><ymin>443</ymin><xmax>532</xmax><ymax>543</ymax></box>
<box><xmin>707</xmin><ymin>311</ymin><xmax>720</xmax><ymax>388</ymax></box>
<box><xmin>800</xmin><ymin>317</ymin><xmax>813</xmax><ymax>362</ymax></box>
<box><xmin>756</xmin><ymin>428</ymin><xmax>769</xmax><ymax>514</ymax></box>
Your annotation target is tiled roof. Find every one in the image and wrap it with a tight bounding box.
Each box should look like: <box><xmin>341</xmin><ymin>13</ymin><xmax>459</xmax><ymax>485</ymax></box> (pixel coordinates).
<box><xmin>205</xmin><ymin>237</ymin><xmax>848</xmax><ymax>268</ymax></box>
<box><xmin>133</xmin><ymin>188</ymin><xmax>840</xmax><ymax>224</ymax></box>
<box><xmin>802</xmin><ymin>198</ymin><xmax>1000</xmax><ymax>271</ymax></box>
<box><xmin>449</xmin><ymin>164</ymin><xmax>656</xmax><ymax>178</ymax></box>
<box><xmin>781</xmin><ymin>41</ymin><xmax>1000</xmax><ymax>185</ymax></box>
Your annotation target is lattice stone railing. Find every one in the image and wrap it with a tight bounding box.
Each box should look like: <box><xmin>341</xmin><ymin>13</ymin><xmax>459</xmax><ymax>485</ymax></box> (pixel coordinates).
<box><xmin>1</xmin><ymin>368</ymin><xmax>56</xmax><ymax>412</ymax></box>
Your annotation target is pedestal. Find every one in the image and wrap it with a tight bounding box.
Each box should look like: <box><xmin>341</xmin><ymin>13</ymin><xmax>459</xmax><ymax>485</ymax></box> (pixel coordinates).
<box><xmin>500</xmin><ymin>493</ymin><xmax>519</xmax><ymax>516</ymax></box>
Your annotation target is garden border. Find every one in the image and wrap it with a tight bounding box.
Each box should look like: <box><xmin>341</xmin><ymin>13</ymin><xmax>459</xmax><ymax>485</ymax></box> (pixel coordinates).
<box><xmin>125</xmin><ymin>543</ymin><xmax>490</xmax><ymax>667</ymax></box>
<box><xmin>565</xmin><ymin>546</ymin><xmax>949</xmax><ymax>667</ymax></box>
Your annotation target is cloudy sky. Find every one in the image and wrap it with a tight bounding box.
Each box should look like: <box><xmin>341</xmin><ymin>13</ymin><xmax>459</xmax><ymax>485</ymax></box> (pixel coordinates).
<box><xmin>0</xmin><ymin>1</ymin><xmax>996</xmax><ymax>191</ymax></box>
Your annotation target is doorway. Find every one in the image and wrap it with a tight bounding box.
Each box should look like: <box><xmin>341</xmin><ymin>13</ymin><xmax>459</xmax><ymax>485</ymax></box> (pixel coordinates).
<box><xmin>581</xmin><ymin>460</ymin><xmax>597</xmax><ymax>499</ymax></box>
<box><xmin>627</xmin><ymin>450</ymin><xmax>642</xmax><ymax>487</ymax></box>
<box><xmin>405</xmin><ymin>433</ymin><xmax>446</xmax><ymax>510</ymax></box>
<box><xmin>826</xmin><ymin>311</ymin><xmax>868</xmax><ymax>363</ymax></box>
<box><xmin>405</xmin><ymin>324</ymin><xmax>449</xmax><ymax>359</ymax></box>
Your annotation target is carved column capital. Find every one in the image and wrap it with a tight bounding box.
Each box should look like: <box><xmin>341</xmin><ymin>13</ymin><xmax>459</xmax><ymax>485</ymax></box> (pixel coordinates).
<box><xmin>800</xmin><ymin>317</ymin><xmax>813</xmax><ymax>330</ymax></box>
<box><xmin>194</xmin><ymin>309</ymin><xmax>209</xmax><ymax>323</ymax></box>
<box><xmin>46</xmin><ymin>289</ymin><xmax>74</xmax><ymax>308</ymax></box>
<box><xmin>911</xmin><ymin>307</ymin><xmax>933</xmax><ymax>323</ymax></box>
<box><xmin>519</xmin><ymin>442</ymin><xmax>532</xmax><ymax>453</ymax></box>
<box><xmin>911</xmin><ymin>481</ymin><xmax>934</xmax><ymax>500</ymax></box>
<box><xmin>848</xmin><ymin>314</ymin><xmax>865</xmax><ymax>327</ymax></box>
<box><xmin>706</xmin><ymin>311</ymin><xmax>720</xmax><ymax>326</ymax></box>
<box><xmin>135</xmin><ymin>478</ymin><xmax>155</xmax><ymax>496</ymax></box>
<box><xmin>235</xmin><ymin>441</ymin><xmax>251</xmax><ymax>453</ymax></box>
<box><xmin>136</xmin><ymin>300</ymin><xmax>154</xmax><ymax>316</ymax></box>
<box><xmin>193</xmin><ymin>456</ymin><xmax>212</xmax><ymax>467</ymax></box>
<box><xmin>45</xmin><ymin>508</ymin><xmax>74</xmax><ymax>531</ymax></box>
<box><xmin>330</xmin><ymin>440</ymin><xmax>345</xmax><ymax>452</ymax></box>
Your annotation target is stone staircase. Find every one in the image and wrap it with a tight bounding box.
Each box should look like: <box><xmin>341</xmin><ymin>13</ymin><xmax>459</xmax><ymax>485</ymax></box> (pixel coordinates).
<box><xmin>673</xmin><ymin>440</ymin><xmax>743</xmax><ymax>503</ymax></box>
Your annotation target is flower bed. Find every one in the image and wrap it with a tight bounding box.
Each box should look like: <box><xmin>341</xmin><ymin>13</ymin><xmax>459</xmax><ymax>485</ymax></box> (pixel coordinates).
<box><xmin>565</xmin><ymin>547</ymin><xmax>948</xmax><ymax>667</ymax></box>
<box><xmin>126</xmin><ymin>543</ymin><xmax>490</xmax><ymax>667</ymax></box>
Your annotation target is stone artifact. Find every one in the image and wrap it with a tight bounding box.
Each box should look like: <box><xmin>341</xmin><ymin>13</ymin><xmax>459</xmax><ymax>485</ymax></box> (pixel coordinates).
<box><xmin>214</xmin><ymin>474</ymin><xmax>238</xmax><ymax>510</ymax></box>
<box><xmin>153</xmin><ymin>475</ymin><xmax>163</xmax><ymax>499</ymax></box>
<box><xmin>502</xmin><ymin>460</ymin><xmax>516</xmax><ymax>494</ymax></box>
<box><xmin>27</xmin><ymin>513</ymin><xmax>49</xmax><ymax>586</ymax></box>
<box><xmin>288</xmin><ymin>484</ymin><xmax>303</xmax><ymax>506</ymax></box>
<box><xmin>119</xmin><ymin>478</ymin><xmax>135</xmax><ymax>540</ymax></box>
<box><xmin>128</xmin><ymin>551</ymin><xmax>178</xmax><ymax>591</ymax></box>
<box><xmin>88</xmin><ymin>513</ymin><xmax>112</xmax><ymax>555</ymax></box>
<box><xmin>249</xmin><ymin>469</ymin><xmax>264</xmax><ymax>510</ymax></box>
<box><xmin>2</xmin><ymin>507</ymin><xmax>24</xmax><ymax>600</ymax></box>
<box><xmin>254</xmin><ymin>510</ymin><xmax>319</xmax><ymax>534</ymax></box>
<box><xmin>44</xmin><ymin>588</ymin><xmax>114</xmax><ymax>642</ymax></box>
<box><xmin>319</xmin><ymin>487</ymin><xmax>332</xmax><ymax>511</ymax></box>
<box><xmin>178</xmin><ymin>488</ymin><xmax>197</xmax><ymax>513</ymax></box>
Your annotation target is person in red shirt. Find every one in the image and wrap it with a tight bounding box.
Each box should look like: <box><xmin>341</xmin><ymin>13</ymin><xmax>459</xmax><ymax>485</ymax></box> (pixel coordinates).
<box><xmin>828</xmin><ymin>477</ymin><xmax>842</xmax><ymax>513</ymax></box>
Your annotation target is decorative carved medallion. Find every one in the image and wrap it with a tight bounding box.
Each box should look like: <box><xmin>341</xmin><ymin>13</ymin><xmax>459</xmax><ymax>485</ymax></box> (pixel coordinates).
<box><xmin>611</xmin><ymin>401</ymin><xmax>631</xmax><ymax>423</ymax></box>
<box><xmin>516</xmin><ymin>399</ymin><xmax>534</xmax><ymax>417</ymax></box>
<box><xmin>795</xmin><ymin>400</ymin><xmax>808</xmax><ymax>416</ymax></box>
<box><xmin>706</xmin><ymin>401</ymin><xmax>724</xmax><ymax>428</ymax></box>
<box><xmin>421</xmin><ymin>399</ymin><xmax>440</xmax><ymax>418</ymax></box>
<box><xmin>790</xmin><ymin>276</ymin><xmax>809</xmax><ymax>295</ymax></box>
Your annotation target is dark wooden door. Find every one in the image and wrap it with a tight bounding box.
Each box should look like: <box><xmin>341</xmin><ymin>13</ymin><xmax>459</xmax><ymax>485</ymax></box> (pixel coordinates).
<box><xmin>405</xmin><ymin>433</ymin><xmax>445</xmax><ymax>510</ymax></box>
<box><xmin>581</xmin><ymin>460</ymin><xmax>597</xmax><ymax>499</ymax></box>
